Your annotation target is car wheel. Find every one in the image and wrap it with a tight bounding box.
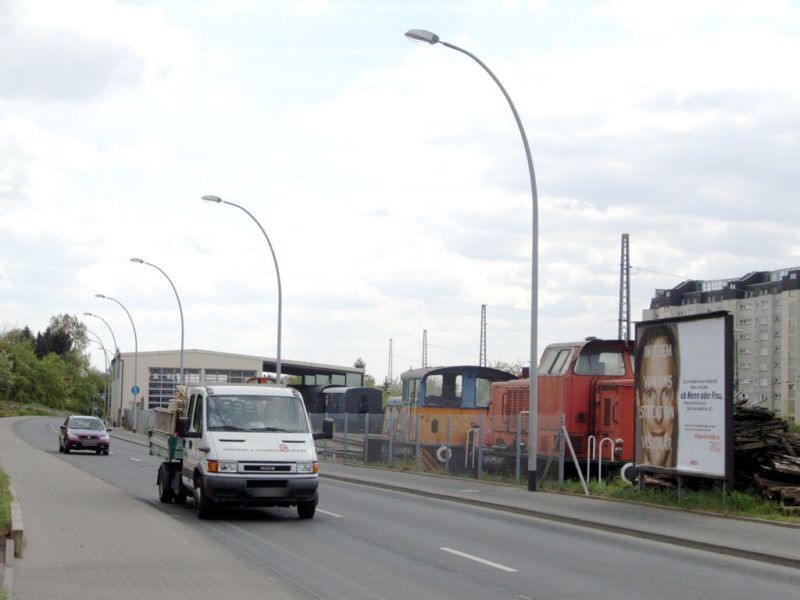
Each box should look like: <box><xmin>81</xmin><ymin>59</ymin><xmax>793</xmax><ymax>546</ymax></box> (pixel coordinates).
<box><xmin>194</xmin><ymin>477</ymin><xmax>214</xmax><ymax>519</ymax></box>
<box><xmin>297</xmin><ymin>500</ymin><xmax>316</xmax><ymax>520</ymax></box>
<box><xmin>158</xmin><ymin>465</ymin><xmax>174</xmax><ymax>503</ymax></box>
<box><xmin>96</xmin><ymin>448</ymin><xmax>101</xmax><ymax>455</ymax></box>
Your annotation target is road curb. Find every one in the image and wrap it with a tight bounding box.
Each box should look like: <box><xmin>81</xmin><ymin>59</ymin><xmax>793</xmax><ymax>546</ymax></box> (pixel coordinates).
<box><xmin>10</xmin><ymin>488</ymin><xmax>22</xmax><ymax>559</ymax></box>
<box><xmin>322</xmin><ymin>472</ymin><xmax>800</xmax><ymax>571</ymax></box>
<box><xmin>2</xmin><ymin>487</ymin><xmax>20</xmax><ymax>600</ymax></box>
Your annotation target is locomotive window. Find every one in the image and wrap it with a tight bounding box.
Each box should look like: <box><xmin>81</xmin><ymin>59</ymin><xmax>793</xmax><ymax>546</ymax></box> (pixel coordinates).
<box><xmin>475</xmin><ymin>377</ymin><xmax>492</xmax><ymax>407</ymax></box>
<box><xmin>574</xmin><ymin>350</ymin><xmax>626</xmax><ymax>376</ymax></box>
<box><xmin>403</xmin><ymin>378</ymin><xmax>419</xmax><ymax>406</ymax></box>
<box><xmin>538</xmin><ymin>348</ymin><xmax>572</xmax><ymax>375</ymax></box>
<box><xmin>425</xmin><ymin>374</ymin><xmax>462</xmax><ymax>407</ymax></box>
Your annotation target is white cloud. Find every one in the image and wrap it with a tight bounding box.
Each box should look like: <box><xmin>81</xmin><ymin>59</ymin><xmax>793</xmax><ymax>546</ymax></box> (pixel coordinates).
<box><xmin>1</xmin><ymin>1</ymin><xmax>798</xmax><ymax>382</ymax></box>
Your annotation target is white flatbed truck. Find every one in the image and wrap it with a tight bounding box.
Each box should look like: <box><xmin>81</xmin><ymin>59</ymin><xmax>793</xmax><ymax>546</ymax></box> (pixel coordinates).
<box><xmin>149</xmin><ymin>383</ymin><xmax>333</xmax><ymax>519</ymax></box>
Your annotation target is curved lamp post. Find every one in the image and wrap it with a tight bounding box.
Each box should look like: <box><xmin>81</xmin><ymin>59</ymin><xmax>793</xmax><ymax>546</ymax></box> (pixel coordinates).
<box><xmin>405</xmin><ymin>28</ymin><xmax>540</xmax><ymax>490</ymax></box>
<box><xmin>130</xmin><ymin>258</ymin><xmax>185</xmax><ymax>386</ymax></box>
<box><xmin>86</xmin><ymin>330</ymin><xmax>111</xmax><ymax>418</ymax></box>
<box><xmin>84</xmin><ymin>312</ymin><xmax>120</xmax><ymax>423</ymax></box>
<box><xmin>96</xmin><ymin>293</ymin><xmax>140</xmax><ymax>430</ymax></box>
<box><xmin>202</xmin><ymin>194</ymin><xmax>283</xmax><ymax>382</ymax></box>
<box><xmin>83</xmin><ymin>311</ymin><xmax>119</xmax><ymax>355</ymax></box>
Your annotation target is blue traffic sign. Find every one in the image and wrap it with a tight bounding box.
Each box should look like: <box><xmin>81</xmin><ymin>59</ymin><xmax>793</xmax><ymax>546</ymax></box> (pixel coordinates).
<box><xmin>131</xmin><ymin>385</ymin><xmax>140</xmax><ymax>395</ymax></box>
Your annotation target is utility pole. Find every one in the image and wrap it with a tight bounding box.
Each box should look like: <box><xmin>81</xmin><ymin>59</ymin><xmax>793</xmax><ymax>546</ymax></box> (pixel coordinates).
<box><xmin>422</xmin><ymin>329</ymin><xmax>428</xmax><ymax>368</ymax></box>
<box><xmin>479</xmin><ymin>304</ymin><xmax>487</xmax><ymax>366</ymax></box>
<box><xmin>618</xmin><ymin>233</ymin><xmax>631</xmax><ymax>342</ymax></box>
<box><xmin>385</xmin><ymin>338</ymin><xmax>393</xmax><ymax>389</ymax></box>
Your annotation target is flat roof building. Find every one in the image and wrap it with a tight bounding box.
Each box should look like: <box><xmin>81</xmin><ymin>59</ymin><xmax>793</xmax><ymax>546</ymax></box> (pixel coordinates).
<box><xmin>643</xmin><ymin>267</ymin><xmax>800</xmax><ymax>420</ymax></box>
<box><xmin>108</xmin><ymin>348</ymin><xmax>364</xmax><ymax>427</ymax></box>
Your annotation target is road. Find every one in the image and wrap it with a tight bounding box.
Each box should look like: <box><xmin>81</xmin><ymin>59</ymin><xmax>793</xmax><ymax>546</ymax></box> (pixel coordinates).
<box><xmin>15</xmin><ymin>417</ymin><xmax>800</xmax><ymax>600</ymax></box>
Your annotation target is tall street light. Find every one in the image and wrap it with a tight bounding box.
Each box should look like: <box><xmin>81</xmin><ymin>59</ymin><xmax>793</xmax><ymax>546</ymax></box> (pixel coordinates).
<box><xmin>86</xmin><ymin>330</ymin><xmax>111</xmax><ymax>418</ymax></box>
<box><xmin>130</xmin><ymin>258</ymin><xmax>185</xmax><ymax>386</ymax></box>
<box><xmin>202</xmin><ymin>194</ymin><xmax>283</xmax><ymax>382</ymax></box>
<box><xmin>95</xmin><ymin>293</ymin><xmax>140</xmax><ymax>430</ymax></box>
<box><xmin>84</xmin><ymin>311</ymin><xmax>121</xmax><ymax>424</ymax></box>
<box><xmin>83</xmin><ymin>312</ymin><xmax>119</xmax><ymax>355</ymax></box>
<box><xmin>405</xmin><ymin>28</ymin><xmax>540</xmax><ymax>490</ymax></box>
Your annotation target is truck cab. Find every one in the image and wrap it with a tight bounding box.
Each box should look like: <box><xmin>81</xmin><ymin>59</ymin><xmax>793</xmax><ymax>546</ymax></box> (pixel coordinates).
<box><xmin>155</xmin><ymin>383</ymin><xmax>332</xmax><ymax>519</ymax></box>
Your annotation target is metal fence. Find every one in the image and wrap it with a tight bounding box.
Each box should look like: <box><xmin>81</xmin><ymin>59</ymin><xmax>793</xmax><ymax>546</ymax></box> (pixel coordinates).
<box><xmin>309</xmin><ymin>410</ymin><xmax>615</xmax><ymax>490</ymax></box>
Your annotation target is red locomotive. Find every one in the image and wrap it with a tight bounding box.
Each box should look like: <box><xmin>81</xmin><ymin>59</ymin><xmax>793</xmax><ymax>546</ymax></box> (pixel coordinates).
<box><xmin>485</xmin><ymin>338</ymin><xmax>635</xmax><ymax>469</ymax></box>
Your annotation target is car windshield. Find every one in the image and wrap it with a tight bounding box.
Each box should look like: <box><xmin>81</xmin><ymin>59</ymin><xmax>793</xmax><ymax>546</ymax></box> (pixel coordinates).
<box><xmin>69</xmin><ymin>418</ymin><xmax>104</xmax><ymax>431</ymax></box>
<box><xmin>206</xmin><ymin>394</ymin><xmax>310</xmax><ymax>433</ymax></box>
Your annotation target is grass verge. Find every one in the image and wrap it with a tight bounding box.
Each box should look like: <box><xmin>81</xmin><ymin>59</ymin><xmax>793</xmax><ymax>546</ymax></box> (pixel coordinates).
<box><xmin>544</xmin><ymin>476</ymin><xmax>800</xmax><ymax>524</ymax></box>
<box><xmin>0</xmin><ymin>467</ymin><xmax>10</xmax><ymax>534</ymax></box>
<box><xmin>0</xmin><ymin>399</ymin><xmax>60</xmax><ymax>418</ymax></box>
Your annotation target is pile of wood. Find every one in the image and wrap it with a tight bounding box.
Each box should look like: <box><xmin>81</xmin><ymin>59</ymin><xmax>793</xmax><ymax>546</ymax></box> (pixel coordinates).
<box><xmin>733</xmin><ymin>400</ymin><xmax>800</xmax><ymax>506</ymax></box>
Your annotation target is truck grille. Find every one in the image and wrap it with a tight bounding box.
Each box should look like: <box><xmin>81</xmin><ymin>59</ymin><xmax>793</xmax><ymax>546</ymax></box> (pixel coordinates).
<box><xmin>242</xmin><ymin>464</ymin><xmax>292</xmax><ymax>472</ymax></box>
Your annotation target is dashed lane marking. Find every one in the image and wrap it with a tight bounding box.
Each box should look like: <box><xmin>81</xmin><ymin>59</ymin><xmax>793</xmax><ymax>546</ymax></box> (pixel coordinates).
<box><xmin>440</xmin><ymin>547</ymin><xmax>518</xmax><ymax>573</ymax></box>
<box><xmin>316</xmin><ymin>509</ymin><xmax>344</xmax><ymax>518</ymax></box>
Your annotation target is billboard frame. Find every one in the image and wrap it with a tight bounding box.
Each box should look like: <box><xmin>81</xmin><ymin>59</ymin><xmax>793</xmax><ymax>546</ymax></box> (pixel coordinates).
<box><xmin>634</xmin><ymin>311</ymin><xmax>733</xmax><ymax>484</ymax></box>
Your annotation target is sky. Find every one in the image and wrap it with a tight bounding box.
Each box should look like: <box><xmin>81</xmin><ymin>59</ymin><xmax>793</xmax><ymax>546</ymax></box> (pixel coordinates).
<box><xmin>1</xmin><ymin>0</ymin><xmax>798</xmax><ymax>384</ymax></box>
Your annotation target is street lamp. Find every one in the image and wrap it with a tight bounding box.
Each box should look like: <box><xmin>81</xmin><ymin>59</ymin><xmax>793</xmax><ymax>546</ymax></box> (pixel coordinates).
<box><xmin>405</xmin><ymin>28</ymin><xmax>540</xmax><ymax>490</ymax></box>
<box><xmin>130</xmin><ymin>258</ymin><xmax>185</xmax><ymax>386</ymax></box>
<box><xmin>201</xmin><ymin>194</ymin><xmax>283</xmax><ymax>382</ymax></box>
<box><xmin>86</xmin><ymin>330</ymin><xmax>111</xmax><ymax>418</ymax></box>
<box><xmin>83</xmin><ymin>312</ymin><xmax>119</xmax><ymax>354</ymax></box>
<box><xmin>95</xmin><ymin>293</ymin><xmax>140</xmax><ymax>430</ymax></box>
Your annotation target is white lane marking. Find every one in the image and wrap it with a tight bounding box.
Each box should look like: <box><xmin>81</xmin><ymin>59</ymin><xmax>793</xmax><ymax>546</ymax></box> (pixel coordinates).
<box><xmin>440</xmin><ymin>547</ymin><xmax>518</xmax><ymax>573</ymax></box>
<box><xmin>316</xmin><ymin>508</ymin><xmax>343</xmax><ymax>518</ymax></box>
<box><xmin>129</xmin><ymin>457</ymin><xmax>142</xmax><ymax>462</ymax></box>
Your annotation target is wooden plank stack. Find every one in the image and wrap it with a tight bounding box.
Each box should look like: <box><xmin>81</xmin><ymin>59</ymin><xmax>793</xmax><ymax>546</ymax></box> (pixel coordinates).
<box><xmin>733</xmin><ymin>400</ymin><xmax>800</xmax><ymax>506</ymax></box>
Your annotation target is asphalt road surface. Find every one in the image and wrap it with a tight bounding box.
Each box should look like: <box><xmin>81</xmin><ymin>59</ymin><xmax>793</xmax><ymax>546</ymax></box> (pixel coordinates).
<box><xmin>16</xmin><ymin>418</ymin><xmax>800</xmax><ymax>600</ymax></box>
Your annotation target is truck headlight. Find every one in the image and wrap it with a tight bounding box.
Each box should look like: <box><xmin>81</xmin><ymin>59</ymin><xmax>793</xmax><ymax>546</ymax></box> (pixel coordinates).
<box><xmin>208</xmin><ymin>460</ymin><xmax>237</xmax><ymax>473</ymax></box>
<box><xmin>297</xmin><ymin>462</ymin><xmax>318</xmax><ymax>474</ymax></box>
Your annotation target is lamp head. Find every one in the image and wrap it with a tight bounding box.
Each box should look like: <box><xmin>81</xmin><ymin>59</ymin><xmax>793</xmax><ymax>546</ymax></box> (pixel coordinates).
<box><xmin>405</xmin><ymin>29</ymin><xmax>440</xmax><ymax>45</ymax></box>
<box><xmin>83</xmin><ymin>312</ymin><xmax>92</xmax><ymax>316</ymax></box>
<box><xmin>130</xmin><ymin>257</ymin><xmax>144</xmax><ymax>264</ymax></box>
<box><xmin>95</xmin><ymin>294</ymin><xmax>106</xmax><ymax>299</ymax></box>
<box><xmin>201</xmin><ymin>194</ymin><xmax>222</xmax><ymax>203</ymax></box>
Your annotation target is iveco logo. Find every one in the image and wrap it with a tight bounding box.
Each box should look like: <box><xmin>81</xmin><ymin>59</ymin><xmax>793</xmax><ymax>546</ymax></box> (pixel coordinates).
<box><xmin>259</xmin><ymin>465</ymin><xmax>278</xmax><ymax>471</ymax></box>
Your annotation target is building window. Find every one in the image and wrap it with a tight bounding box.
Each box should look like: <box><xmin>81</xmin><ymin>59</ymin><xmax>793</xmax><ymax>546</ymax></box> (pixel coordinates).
<box><xmin>148</xmin><ymin>367</ymin><xmax>202</xmax><ymax>409</ymax></box>
<box><xmin>760</xmin><ymin>347</ymin><xmax>769</xmax><ymax>356</ymax></box>
<box><xmin>759</xmin><ymin>378</ymin><xmax>769</xmax><ymax>387</ymax></box>
<box><xmin>204</xmin><ymin>369</ymin><xmax>258</xmax><ymax>384</ymax></box>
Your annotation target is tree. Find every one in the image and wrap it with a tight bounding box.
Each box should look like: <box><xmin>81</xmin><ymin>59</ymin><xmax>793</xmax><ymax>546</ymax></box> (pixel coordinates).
<box><xmin>491</xmin><ymin>359</ymin><xmax>527</xmax><ymax>377</ymax></box>
<box><xmin>35</xmin><ymin>327</ymin><xmax>73</xmax><ymax>358</ymax></box>
<box><xmin>0</xmin><ymin>347</ymin><xmax>12</xmax><ymax>400</ymax></box>
<box><xmin>353</xmin><ymin>357</ymin><xmax>366</xmax><ymax>369</ymax></box>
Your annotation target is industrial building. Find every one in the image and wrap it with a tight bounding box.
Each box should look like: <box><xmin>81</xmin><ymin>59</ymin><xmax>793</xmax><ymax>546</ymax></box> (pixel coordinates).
<box><xmin>107</xmin><ymin>348</ymin><xmax>364</xmax><ymax>427</ymax></box>
<box><xmin>643</xmin><ymin>267</ymin><xmax>800</xmax><ymax>420</ymax></box>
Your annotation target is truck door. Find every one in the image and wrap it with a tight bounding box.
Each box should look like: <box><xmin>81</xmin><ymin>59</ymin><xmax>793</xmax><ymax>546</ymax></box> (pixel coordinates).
<box><xmin>182</xmin><ymin>391</ymin><xmax>204</xmax><ymax>487</ymax></box>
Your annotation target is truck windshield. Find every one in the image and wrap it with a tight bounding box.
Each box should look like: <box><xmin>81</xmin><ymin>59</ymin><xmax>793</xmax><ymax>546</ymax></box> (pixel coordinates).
<box><xmin>206</xmin><ymin>395</ymin><xmax>310</xmax><ymax>433</ymax></box>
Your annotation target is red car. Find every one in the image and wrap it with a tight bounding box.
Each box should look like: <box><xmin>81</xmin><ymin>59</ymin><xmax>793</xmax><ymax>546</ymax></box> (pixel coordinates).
<box><xmin>59</xmin><ymin>416</ymin><xmax>111</xmax><ymax>455</ymax></box>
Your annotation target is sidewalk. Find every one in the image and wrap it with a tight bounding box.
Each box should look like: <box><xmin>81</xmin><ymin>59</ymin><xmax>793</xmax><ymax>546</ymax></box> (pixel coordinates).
<box><xmin>107</xmin><ymin>427</ymin><xmax>800</xmax><ymax>570</ymax></box>
<box><xmin>0</xmin><ymin>417</ymin><xmax>303</xmax><ymax>600</ymax></box>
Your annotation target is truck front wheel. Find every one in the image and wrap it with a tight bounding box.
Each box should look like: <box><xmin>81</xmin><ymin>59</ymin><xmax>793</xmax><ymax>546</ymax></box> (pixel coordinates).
<box><xmin>194</xmin><ymin>476</ymin><xmax>214</xmax><ymax>519</ymax></box>
<box><xmin>297</xmin><ymin>500</ymin><xmax>316</xmax><ymax>520</ymax></box>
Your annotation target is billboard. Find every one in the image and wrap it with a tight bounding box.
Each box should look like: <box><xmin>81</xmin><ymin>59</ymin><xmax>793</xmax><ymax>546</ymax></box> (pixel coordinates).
<box><xmin>634</xmin><ymin>312</ymin><xmax>733</xmax><ymax>479</ymax></box>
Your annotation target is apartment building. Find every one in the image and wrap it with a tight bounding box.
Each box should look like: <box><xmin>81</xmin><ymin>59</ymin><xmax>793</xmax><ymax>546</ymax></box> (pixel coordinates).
<box><xmin>643</xmin><ymin>267</ymin><xmax>800</xmax><ymax>420</ymax></box>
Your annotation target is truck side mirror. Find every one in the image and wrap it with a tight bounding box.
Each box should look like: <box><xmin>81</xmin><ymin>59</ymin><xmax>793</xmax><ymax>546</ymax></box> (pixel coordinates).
<box><xmin>176</xmin><ymin>417</ymin><xmax>190</xmax><ymax>437</ymax></box>
<box><xmin>313</xmin><ymin>417</ymin><xmax>334</xmax><ymax>440</ymax></box>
